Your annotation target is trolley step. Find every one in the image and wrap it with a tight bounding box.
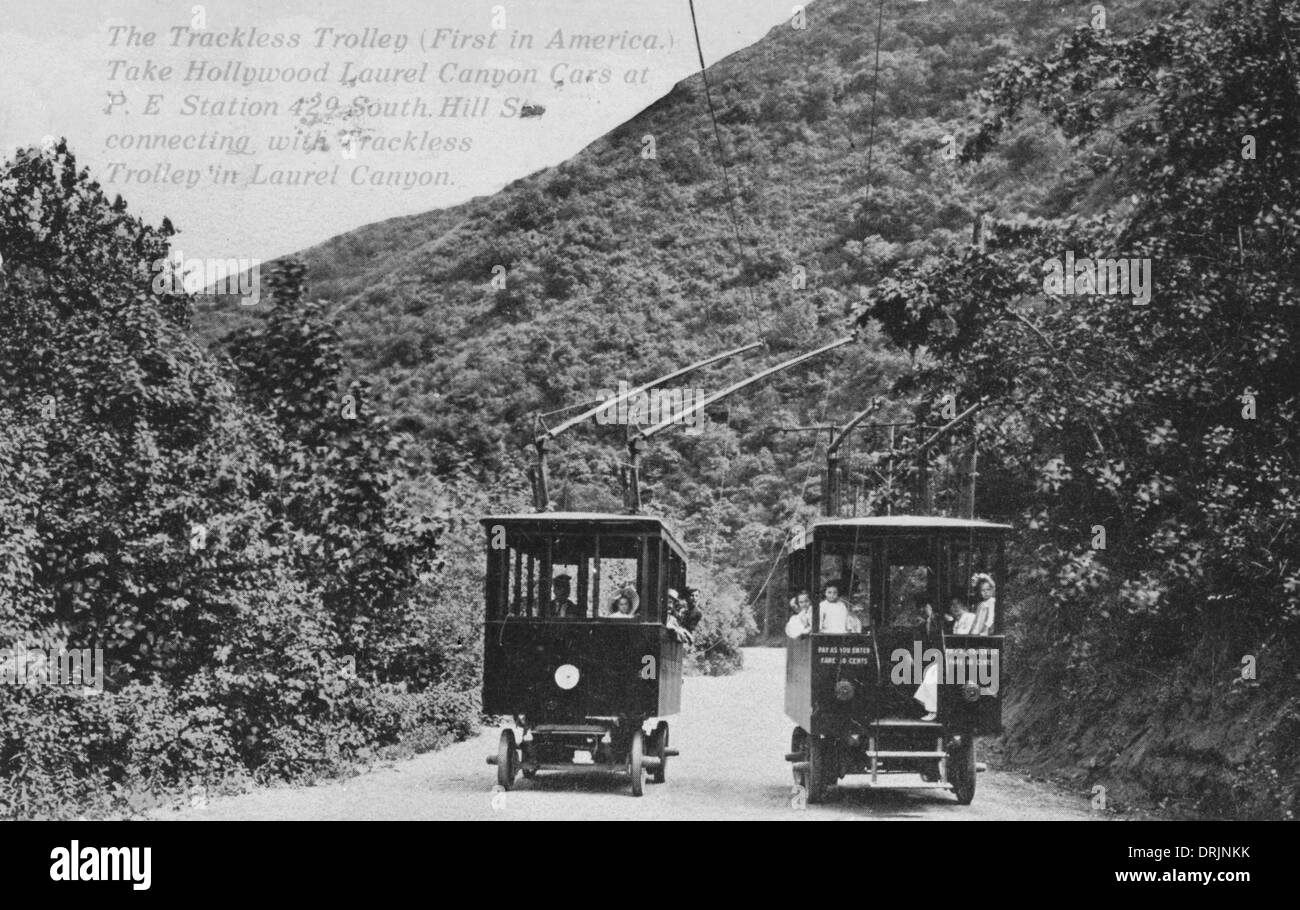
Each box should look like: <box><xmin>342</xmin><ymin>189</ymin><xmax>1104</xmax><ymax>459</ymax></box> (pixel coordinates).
<box><xmin>867</xmin><ymin>750</ymin><xmax>948</xmax><ymax>759</ymax></box>
<box><xmin>870</xmin><ymin>718</ymin><xmax>944</xmax><ymax>729</ymax></box>
<box><xmin>491</xmin><ymin>756</ymin><xmax>667</xmax><ymax>770</ymax></box>
<box><xmin>531</xmin><ymin>724</ymin><xmax>611</xmax><ymax>736</ymax></box>
<box><xmin>855</xmin><ymin>781</ymin><xmax>954</xmax><ymax>790</ymax></box>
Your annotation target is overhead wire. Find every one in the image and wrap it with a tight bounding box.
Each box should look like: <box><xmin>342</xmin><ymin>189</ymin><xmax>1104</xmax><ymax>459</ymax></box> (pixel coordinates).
<box><xmin>687</xmin><ymin>0</ymin><xmax>766</xmax><ymax>339</ymax></box>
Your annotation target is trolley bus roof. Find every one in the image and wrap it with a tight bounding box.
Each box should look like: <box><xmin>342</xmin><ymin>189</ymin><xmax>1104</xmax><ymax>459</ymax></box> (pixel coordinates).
<box><xmin>810</xmin><ymin>515</ymin><xmax>1012</xmax><ymax>532</ymax></box>
<box><xmin>481</xmin><ymin>512</ymin><xmax>687</xmax><ymax>557</ymax></box>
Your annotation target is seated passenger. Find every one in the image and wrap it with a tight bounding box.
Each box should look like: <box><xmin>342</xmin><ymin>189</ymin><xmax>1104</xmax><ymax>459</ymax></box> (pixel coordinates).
<box><xmin>665</xmin><ymin>588</ymin><xmax>697</xmax><ymax>644</ymax></box>
<box><xmin>785</xmin><ymin>590</ymin><xmax>813</xmax><ymax>638</ymax></box>
<box><xmin>896</xmin><ymin>593</ymin><xmax>940</xmax><ymax>721</ymax></box>
<box><xmin>676</xmin><ymin>587</ymin><xmax>704</xmax><ymax>633</ymax></box>
<box><xmin>607</xmin><ymin>593</ymin><xmax>636</xmax><ymax>618</ymax></box>
<box><xmin>818</xmin><ymin>584</ymin><xmax>861</xmax><ymax>633</ymax></box>
<box><xmin>551</xmin><ymin>575</ymin><xmax>581</xmax><ymax>618</ymax></box>
<box><xmin>892</xmin><ymin>592</ymin><xmax>937</xmax><ymax>636</ymax></box>
<box><xmin>969</xmin><ymin>574</ymin><xmax>996</xmax><ymax>635</ymax></box>
<box><xmin>947</xmin><ymin>594</ymin><xmax>975</xmax><ymax>634</ymax></box>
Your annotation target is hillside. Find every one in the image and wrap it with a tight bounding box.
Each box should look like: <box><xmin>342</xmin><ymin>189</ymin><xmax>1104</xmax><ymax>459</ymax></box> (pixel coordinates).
<box><xmin>195</xmin><ymin>0</ymin><xmax>1165</xmax><ymax>601</ymax></box>
<box><xmin>189</xmin><ymin>0</ymin><xmax>1300</xmax><ymax>819</ymax></box>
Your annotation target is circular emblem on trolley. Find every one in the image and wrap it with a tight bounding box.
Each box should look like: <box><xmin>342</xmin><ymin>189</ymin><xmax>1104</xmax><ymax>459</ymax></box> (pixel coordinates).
<box><xmin>834</xmin><ymin>680</ymin><xmax>855</xmax><ymax>701</ymax></box>
<box><xmin>554</xmin><ymin>664</ymin><xmax>580</xmax><ymax>690</ymax></box>
<box><xmin>962</xmin><ymin>681</ymin><xmax>980</xmax><ymax>702</ymax></box>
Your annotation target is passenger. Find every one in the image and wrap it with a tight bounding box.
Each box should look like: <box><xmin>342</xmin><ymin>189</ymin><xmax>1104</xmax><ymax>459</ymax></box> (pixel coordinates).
<box><xmin>608</xmin><ymin>593</ymin><xmax>636</xmax><ymax>618</ymax></box>
<box><xmin>896</xmin><ymin>593</ymin><xmax>940</xmax><ymax>721</ymax></box>
<box><xmin>818</xmin><ymin>583</ymin><xmax>859</xmax><ymax>633</ymax></box>
<box><xmin>845</xmin><ymin>604</ymin><xmax>864</xmax><ymax>633</ymax></box>
<box><xmin>914</xmin><ymin>663</ymin><xmax>940</xmax><ymax>722</ymax></box>
<box><xmin>618</xmin><ymin>583</ymin><xmax>640</xmax><ymax>616</ymax></box>
<box><xmin>551</xmin><ymin>574</ymin><xmax>581</xmax><ymax>618</ymax></box>
<box><xmin>785</xmin><ymin>590</ymin><xmax>813</xmax><ymax>638</ymax></box>
<box><xmin>677</xmin><ymin>587</ymin><xmax>704</xmax><ymax>633</ymax></box>
<box><xmin>969</xmin><ymin>574</ymin><xmax>996</xmax><ymax>635</ymax></box>
<box><xmin>947</xmin><ymin>594</ymin><xmax>975</xmax><ymax>634</ymax></box>
<box><xmin>665</xmin><ymin>587</ymin><xmax>697</xmax><ymax>644</ymax></box>
<box><xmin>892</xmin><ymin>592</ymin><xmax>937</xmax><ymax>635</ymax></box>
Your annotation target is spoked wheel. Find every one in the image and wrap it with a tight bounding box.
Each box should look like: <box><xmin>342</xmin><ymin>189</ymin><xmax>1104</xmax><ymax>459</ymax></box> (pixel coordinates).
<box><xmin>948</xmin><ymin>738</ymin><xmax>977</xmax><ymax>805</ymax></box>
<box><xmin>651</xmin><ymin>721</ymin><xmax>669</xmax><ymax>784</ymax></box>
<box><xmin>628</xmin><ymin>729</ymin><xmax>646</xmax><ymax>797</ymax></box>
<box><xmin>497</xmin><ymin>729</ymin><xmax>518</xmax><ymax>790</ymax></box>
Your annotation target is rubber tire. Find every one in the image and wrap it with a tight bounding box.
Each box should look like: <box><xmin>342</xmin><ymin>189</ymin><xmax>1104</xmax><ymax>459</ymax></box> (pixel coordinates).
<box><xmin>791</xmin><ymin>727</ymin><xmax>808</xmax><ymax>786</ymax></box>
<box><xmin>651</xmin><ymin>721</ymin><xmax>669</xmax><ymax>784</ymax></box>
<box><xmin>497</xmin><ymin>729</ymin><xmax>518</xmax><ymax>790</ymax></box>
<box><xmin>629</xmin><ymin>729</ymin><xmax>646</xmax><ymax>797</ymax></box>
<box><xmin>520</xmin><ymin>740</ymin><xmax>536</xmax><ymax>779</ymax></box>
<box><xmin>806</xmin><ymin>734</ymin><xmax>831</xmax><ymax>804</ymax></box>
<box><xmin>949</xmin><ymin>739</ymin><xmax>977</xmax><ymax>805</ymax></box>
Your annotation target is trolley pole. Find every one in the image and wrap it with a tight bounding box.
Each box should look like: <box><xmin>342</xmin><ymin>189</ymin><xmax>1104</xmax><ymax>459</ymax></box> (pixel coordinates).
<box><xmin>528</xmin><ymin>340</ymin><xmax>763</xmax><ymax>512</ymax></box>
<box><xmin>824</xmin><ymin>398</ymin><xmax>880</xmax><ymax>517</ymax></box>
<box><xmin>630</xmin><ymin>334</ymin><xmax>858</xmax><ymax>513</ymax></box>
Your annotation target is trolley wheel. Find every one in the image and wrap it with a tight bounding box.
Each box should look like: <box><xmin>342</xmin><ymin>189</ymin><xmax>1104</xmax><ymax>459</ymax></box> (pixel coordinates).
<box><xmin>496</xmin><ymin>729</ymin><xmax>518</xmax><ymax>790</ymax></box>
<box><xmin>948</xmin><ymin>738</ymin><xmax>977</xmax><ymax>805</ymax></box>
<box><xmin>629</xmin><ymin>729</ymin><xmax>646</xmax><ymax>797</ymax></box>
<box><xmin>791</xmin><ymin>727</ymin><xmax>828</xmax><ymax>803</ymax></box>
<box><xmin>805</xmin><ymin>734</ymin><xmax>831</xmax><ymax>804</ymax></box>
<box><xmin>651</xmin><ymin>721</ymin><xmax>669</xmax><ymax>784</ymax></box>
<box><xmin>790</xmin><ymin>727</ymin><xmax>808</xmax><ymax>787</ymax></box>
<box><xmin>519</xmin><ymin>739</ymin><xmax>536</xmax><ymax>779</ymax></box>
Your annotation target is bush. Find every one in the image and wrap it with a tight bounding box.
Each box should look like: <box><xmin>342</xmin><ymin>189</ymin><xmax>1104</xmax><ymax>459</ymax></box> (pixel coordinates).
<box><xmin>0</xmin><ymin>143</ymin><xmax>485</xmax><ymax>818</ymax></box>
<box><xmin>684</xmin><ymin>566</ymin><xmax>755</xmax><ymax>676</ymax></box>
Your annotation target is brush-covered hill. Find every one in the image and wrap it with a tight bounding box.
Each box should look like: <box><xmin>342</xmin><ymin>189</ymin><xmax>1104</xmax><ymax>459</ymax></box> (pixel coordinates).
<box><xmin>190</xmin><ymin>0</ymin><xmax>1300</xmax><ymax>819</ymax></box>
<box><xmin>195</xmin><ymin>0</ymin><xmax>1174</xmax><ymax>594</ymax></box>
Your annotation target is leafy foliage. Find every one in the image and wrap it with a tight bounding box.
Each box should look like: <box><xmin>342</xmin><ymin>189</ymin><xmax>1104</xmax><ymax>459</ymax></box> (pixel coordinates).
<box><xmin>854</xmin><ymin>0</ymin><xmax>1299</xmax><ymax>817</ymax></box>
<box><xmin>0</xmin><ymin>143</ymin><xmax>479</xmax><ymax>818</ymax></box>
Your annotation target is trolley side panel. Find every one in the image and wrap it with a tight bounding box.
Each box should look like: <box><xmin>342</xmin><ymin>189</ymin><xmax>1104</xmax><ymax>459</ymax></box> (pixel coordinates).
<box><xmin>656</xmin><ymin>633</ymin><xmax>683</xmax><ymax>717</ymax></box>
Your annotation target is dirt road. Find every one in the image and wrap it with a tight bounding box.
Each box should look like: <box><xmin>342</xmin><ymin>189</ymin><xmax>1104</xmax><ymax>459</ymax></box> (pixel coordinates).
<box><xmin>159</xmin><ymin>648</ymin><xmax>1098</xmax><ymax>821</ymax></box>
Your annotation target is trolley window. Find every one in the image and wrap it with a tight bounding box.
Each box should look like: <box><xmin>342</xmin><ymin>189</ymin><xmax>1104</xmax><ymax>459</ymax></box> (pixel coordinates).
<box><xmin>881</xmin><ymin>536</ymin><xmax>938</xmax><ymax>628</ymax></box>
<box><xmin>815</xmin><ymin>540</ymin><xmax>873</xmax><ymax>628</ymax></box>
<box><xmin>485</xmin><ymin>526</ymin><xmax>661</xmax><ymax>622</ymax></box>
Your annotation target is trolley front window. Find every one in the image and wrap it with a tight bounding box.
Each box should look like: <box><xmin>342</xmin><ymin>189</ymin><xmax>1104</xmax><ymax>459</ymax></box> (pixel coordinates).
<box><xmin>485</xmin><ymin>527</ymin><xmax>673</xmax><ymax>623</ymax></box>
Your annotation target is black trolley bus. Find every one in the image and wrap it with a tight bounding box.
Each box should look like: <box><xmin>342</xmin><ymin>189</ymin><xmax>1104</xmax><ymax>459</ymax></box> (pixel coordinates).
<box><xmin>482</xmin><ymin>512</ymin><xmax>687</xmax><ymax>796</ymax></box>
<box><xmin>784</xmin><ymin>516</ymin><xmax>1008</xmax><ymax>804</ymax></box>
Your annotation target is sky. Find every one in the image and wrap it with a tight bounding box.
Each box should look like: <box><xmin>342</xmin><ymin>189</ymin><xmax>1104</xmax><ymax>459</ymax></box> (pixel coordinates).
<box><xmin>1</xmin><ymin>0</ymin><xmax>798</xmax><ymax>264</ymax></box>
